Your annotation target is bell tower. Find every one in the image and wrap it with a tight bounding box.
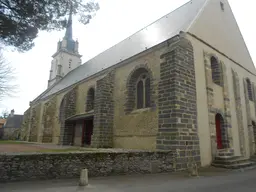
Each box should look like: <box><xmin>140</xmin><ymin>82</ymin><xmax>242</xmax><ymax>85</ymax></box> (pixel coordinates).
<box><xmin>48</xmin><ymin>4</ymin><xmax>82</xmax><ymax>88</ymax></box>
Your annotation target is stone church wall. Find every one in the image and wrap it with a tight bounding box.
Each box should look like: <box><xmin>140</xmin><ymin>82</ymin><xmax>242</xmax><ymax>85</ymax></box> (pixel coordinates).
<box><xmin>20</xmin><ymin>109</ymin><xmax>31</xmax><ymax>141</ymax></box>
<box><xmin>59</xmin><ymin>87</ymin><xmax>78</xmax><ymax>145</ymax></box>
<box><xmin>156</xmin><ymin>37</ymin><xmax>201</xmax><ymax>169</ymax></box>
<box><xmin>232</xmin><ymin>70</ymin><xmax>245</xmax><ymax>156</ymax></box>
<box><xmin>90</xmin><ymin>71</ymin><xmax>115</xmax><ymax>148</ymax></box>
<box><xmin>76</xmin><ymin>78</ymin><xmax>98</xmax><ymax>114</ymax></box>
<box><xmin>112</xmin><ymin>45</ymin><xmax>163</xmax><ymax>150</ymax></box>
<box><xmin>41</xmin><ymin>96</ymin><xmax>57</xmax><ymax>143</ymax></box>
<box><xmin>29</xmin><ymin>104</ymin><xmax>42</xmax><ymax>142</ymax></box>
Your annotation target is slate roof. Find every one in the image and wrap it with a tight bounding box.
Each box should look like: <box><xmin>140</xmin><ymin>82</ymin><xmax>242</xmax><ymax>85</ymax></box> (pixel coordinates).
<box><xmin>4</xmin><ymin>115</ymin><xmax>23</xmax><ymax>129</ymax></box>
<box><xmin>37</xmin><ymin>0</ymin><xmax>206</xmax><ymax>101</ymax></box>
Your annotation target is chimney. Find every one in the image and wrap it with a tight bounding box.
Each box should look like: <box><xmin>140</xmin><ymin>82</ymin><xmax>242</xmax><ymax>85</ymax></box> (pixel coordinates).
<box><xmin>10</xmin><ymin>109</ymin><xmax>15</xmax><ymax>117</ymax></box>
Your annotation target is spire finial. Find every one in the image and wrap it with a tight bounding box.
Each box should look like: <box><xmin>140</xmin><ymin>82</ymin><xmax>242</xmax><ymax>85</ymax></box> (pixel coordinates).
<box><xmin>64</xmin><ymin>2</ymin><xmax>73</xmax><ymax>40</ymax></box>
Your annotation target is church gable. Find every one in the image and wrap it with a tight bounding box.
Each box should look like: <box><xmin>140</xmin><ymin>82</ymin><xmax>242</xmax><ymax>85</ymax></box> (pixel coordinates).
<box><xmin>188</xmin><ymin>0</ymin><xmax>255</xmax><ymax>72</ymax></box>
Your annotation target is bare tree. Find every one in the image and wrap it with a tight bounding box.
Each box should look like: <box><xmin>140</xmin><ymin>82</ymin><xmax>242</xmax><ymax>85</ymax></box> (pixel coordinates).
<box><xmin>0</xmin><ymin>108</ymin><xmax>9</xmax><ymax>119</ymax></box>
<box><xmin>0</xmin><ymin>49</ymin><xmax>17</xmax><ymax>101</ymax></box>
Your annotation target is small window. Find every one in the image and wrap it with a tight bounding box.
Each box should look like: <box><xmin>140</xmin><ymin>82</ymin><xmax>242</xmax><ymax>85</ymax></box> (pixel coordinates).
<box><xmin>210</xmin><ymin>56</ymin><xmax>223</xmax><ymax>86</ymax></box>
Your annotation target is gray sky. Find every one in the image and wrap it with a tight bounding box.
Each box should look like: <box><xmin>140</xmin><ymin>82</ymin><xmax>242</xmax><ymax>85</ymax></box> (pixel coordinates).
<box><xmin>1</xmin><ymin>0</ymin><xmax>256</xmax><ymax>114</ymax></box>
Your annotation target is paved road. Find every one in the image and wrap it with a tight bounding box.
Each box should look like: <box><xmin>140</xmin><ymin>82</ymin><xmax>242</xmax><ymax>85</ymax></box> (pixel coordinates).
<box><xmin>1</xmin><ymin>169</ymin><xmax>256</xmax><ymax>192</ymax></box>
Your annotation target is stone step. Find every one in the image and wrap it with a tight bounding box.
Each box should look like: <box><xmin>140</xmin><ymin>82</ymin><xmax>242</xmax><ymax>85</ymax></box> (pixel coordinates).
<box><xmin>215</xmin><ymin>156</ymin><xmax>239</xmax><ymax>161</ymax></box>
<box><xmin>214</xmin><ymin>157</ymin><xmax>249</xmax><ymax>165</ymax></box>
<box><xmin>212</xmin><ymin>161</ymin><xmax>256</xmax><ymax>170</ymax></box>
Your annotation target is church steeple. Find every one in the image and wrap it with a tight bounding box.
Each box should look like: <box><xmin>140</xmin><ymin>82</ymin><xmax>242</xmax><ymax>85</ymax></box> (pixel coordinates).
<box><xmin>48</xmin><ymin>3</ymin><xmax>82</xmax><ymax>88</ymax></box>
<box><xmin>64</xmin><ymin>4</ymin><xmax>73</xmax><ymax>41</ymax></box>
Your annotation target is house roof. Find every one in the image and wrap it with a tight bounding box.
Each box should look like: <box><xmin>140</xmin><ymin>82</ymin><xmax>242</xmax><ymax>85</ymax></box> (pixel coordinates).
<box><xmin>4</xmin><ymin>115</ymin><xmax>23</xmax><ymax>129</ymax></box>
<box><xmin>36</xmin><ymin>0</ymin><xmax>207</xmax><ymax>101</ymax></box>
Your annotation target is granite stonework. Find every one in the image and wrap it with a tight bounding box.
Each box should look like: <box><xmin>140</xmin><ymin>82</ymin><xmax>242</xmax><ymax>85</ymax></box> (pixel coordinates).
<box><xmin>0</xmin><ymin>151</ymin><xmax>175</xmax><ymax>183</ymax></box>
<box><xmin>29</xmin><ymin>104</ymin><xmax>42</xmax><ymax>142</ymax></box>
<box><xmin>156</xmin><ymin>37</ymin><xmax>201</xmax><ymax>170</ymax></box>
<box><xmin>42</xmin><ymin>97</ymin><xmax>57</xmax><ymax>143</ymax></box>
<box><xmin>59</xmin><ymin>87</ymin><xmax>77</xmax><ymax>145</ymax></box>
<box><xmin>221</xmin><ymin>62</ymin><xmax>233</xmax><ymax>148</ymax></box>
<box><xmin>20</xmin><ymin>109</ymin><xmax>31</xmax><ymax>141</ymax></box>
<box><xmin>243</xmin><ymin>79</ymin><xmax>254</xmax><ymax>156</ymax></box>
<box><xmin>91</xmin><ymin>71</ymin><xmax>115</xmax><ymax>148</ymax></box>
<box><xmin>253</xmin><ymin>84</ymin><xmax>256</xmax><ymax>152</ymax></box>
<box><xmin>232</xmin><ymin>70</ymin><xmax>245</xmax><ymax>156</ymax></box>
<box><xmin>204</xmin><ymin>51</ymin><xmax>233</xmax><ymax>157</ymax></box>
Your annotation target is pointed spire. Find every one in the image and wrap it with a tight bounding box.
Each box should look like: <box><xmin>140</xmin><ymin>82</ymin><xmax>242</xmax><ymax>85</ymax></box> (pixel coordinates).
<box><xmin>64</xmin><ymin>3</ymin><xmax>73</xmax><ymax>40</ymax></box>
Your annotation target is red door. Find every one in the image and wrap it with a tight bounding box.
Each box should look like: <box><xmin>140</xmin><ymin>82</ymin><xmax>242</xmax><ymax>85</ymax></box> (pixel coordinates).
<box><xmin>215</xmin><ymin>115</ymin><xmax>223</xmax><ymax>149</ymax></box>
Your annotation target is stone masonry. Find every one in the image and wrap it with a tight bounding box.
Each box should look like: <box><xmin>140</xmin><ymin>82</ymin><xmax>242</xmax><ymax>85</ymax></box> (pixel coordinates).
<box><xmin>42</xmin><ymin>97</ymin><xmax>57</xmax><ymax>143</ymax></box>
<box><xmin>156</xmin><ymin>37</ymin><xmax>201</xmax><ymax>170</ymax></box>
<box><xmin>28</xmin><ymin>104</ymin><xmax>42</xmax><ymax>142</ymax></box>
<box><xmin>91</xmin><ymin>70</ymin><xmax>115</xmax><ymax>148</ymax></box>
<box><xmin>20</xmin><ymin>109</ymin><xmax>31</xmax><ymax>141</ymax></box>
<box><xmin>204</xmin><ymin>52</ymin><xmax>232</xmax><ymax>155</ymax></box>
<box><xmin>221</xmin><ymin>62</ymin><xmax>233</xmax><ymax>148</ymax></box>
<box><xmin>253</xmin><ymin>84</ymin><xmax>256</xmax><ymax>153</ymax></box>
<box><xmin>243</xmin><ymin>78</ymin><xmax>254</xmax><ymax>156</ymax></box>
<box><xmin>59</xmin><ymin>87</ymin><xmax>77</xmax><ymax>145</ymax></box>
<box><xmin>0</xmin><ymin>151</ymin><xmax>175</xmax><ymax>183</ymax></box>
<box><xmin>232</xmin><ymin>69</ymin><xmax>245</xmax><ymax>156</ymax></box>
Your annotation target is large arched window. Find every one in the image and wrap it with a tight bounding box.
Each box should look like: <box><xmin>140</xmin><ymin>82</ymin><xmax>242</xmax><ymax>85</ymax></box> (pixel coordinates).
<box><xmin>86</xmin><ymin>87</ymin><xmax>95</xmax><ymax>112</ymax></box>
<box><xmin>136</xmin><ymin>73</ymin><xmax>150</xmax><ymax>109</ymax></box>
<box><xmin>125</xmin><ymin>67</ymin><xmax>153</xmax><ymax>113</ymax></box>
<box><xmin>246</xmin><ymin>78</ymin><xmax>253</xmax><ymax>101</ymax></box>
<box><xmin>210</xmin><ymin>56</ymin><xmax>223</xmax><ymax>86</ymax></box>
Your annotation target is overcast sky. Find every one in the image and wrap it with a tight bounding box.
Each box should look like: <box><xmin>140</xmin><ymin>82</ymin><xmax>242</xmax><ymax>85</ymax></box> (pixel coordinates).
<box><xmin>1</xmin><ymin>0</ymin><xmax>256</xmax><ymax>114</ymax></box>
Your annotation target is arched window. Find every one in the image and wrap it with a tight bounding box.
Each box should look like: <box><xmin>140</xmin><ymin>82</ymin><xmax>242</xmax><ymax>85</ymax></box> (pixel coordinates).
<box><xmin>136</xmin><ymin>73</ymin><xmax>150</xmax><ymax>109</ymax></box>
<box><xmin>125</xmin><ymin>67</ymin><xmax>152</xmax><ymax>113</ymax></box>
<box><xmin>86</xmin><ymin>88</ymin><xmax>95</xmax><ymax>112</ymax></box>
<box><xmin>210</xmin><ymin>56</ymin><xmax>223</xmax><ymax>86</ymax></box>
<box><xmin>246</xmin><ymin>78</ymin><xmax>253</xmax><ymax>101</ymax></box>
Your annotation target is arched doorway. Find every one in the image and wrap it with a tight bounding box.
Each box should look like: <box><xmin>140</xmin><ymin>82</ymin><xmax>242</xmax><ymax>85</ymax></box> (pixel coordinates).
<box><xmin>215</xmin><ymin>113</ymin><xmax>224</xmax><ymax>149</ymax></box>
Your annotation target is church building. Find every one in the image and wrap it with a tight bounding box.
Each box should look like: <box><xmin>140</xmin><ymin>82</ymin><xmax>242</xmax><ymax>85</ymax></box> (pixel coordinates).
<box><xmin>21</xmin><ymin>0</ymin><xmax>256</xmax><ymax>167</ymax></box>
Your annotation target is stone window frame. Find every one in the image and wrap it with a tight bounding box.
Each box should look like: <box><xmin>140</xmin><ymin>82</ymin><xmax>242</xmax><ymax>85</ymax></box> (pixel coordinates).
<box><xmin>213</xmin><ymin>110</ymin><xmax>230</xmax><ymax>149</ymax></box>
<box><xmin>246</xmin><ymin>78</ymin><xmax>253</xmax><ymax>101</ymax></box>
<box><xmin>125</xmin><ymin>64</ymin><xmax>155</xmax><ymax>114</ymax></box>
<box><xmin>135</xmin><ymin>72</ymin><xmax>150</xmax><ymax>109</ymax></box>
<box><xmin>210</xmin><ymin>55</ymin><xmax>223</xmax><ymax>87</ymax></box>
<box><xmin>85</xmin><ymin>86</ymin><xmax>95</xmax><ymax>112</ymax></box>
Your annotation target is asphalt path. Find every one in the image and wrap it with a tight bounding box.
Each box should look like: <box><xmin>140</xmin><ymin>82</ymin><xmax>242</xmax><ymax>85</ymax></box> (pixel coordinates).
<box><xmin>1</xmin><ymin>168</ymin><xmax>256</xmax><ymax>192</ymax></box>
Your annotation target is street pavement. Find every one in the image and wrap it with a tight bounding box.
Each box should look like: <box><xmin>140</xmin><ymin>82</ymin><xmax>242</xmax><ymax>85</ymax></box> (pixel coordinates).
<box><xmin>1</xmin><ymin>168</ymin><xmax>256</xmax><ymax>192</ymax></box>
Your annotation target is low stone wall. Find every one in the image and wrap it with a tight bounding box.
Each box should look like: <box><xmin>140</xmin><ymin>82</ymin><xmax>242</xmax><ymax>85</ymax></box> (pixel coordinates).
<box><xmin>0</xmin><ymin>151</ymin><xmax>175</xmax><ymax>183</ymax></box>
